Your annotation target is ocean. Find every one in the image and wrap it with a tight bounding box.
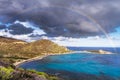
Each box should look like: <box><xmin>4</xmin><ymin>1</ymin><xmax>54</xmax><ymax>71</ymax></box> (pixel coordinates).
<box><xmin>68</xmin><ymin>47</ymin><xmax>120</xmax><ymax>54</ymax></box>
<box><xmin>19</xmin><ymin>47</ymin><xmax>120</xmax><ymax>80</ymax></box>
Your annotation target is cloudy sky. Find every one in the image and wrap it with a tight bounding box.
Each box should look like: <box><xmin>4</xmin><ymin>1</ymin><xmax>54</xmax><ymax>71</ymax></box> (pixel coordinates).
<box><xmin>0</xmin><ymin>0</ymin><xmax>120</xmax><ymax>47</ymax></box>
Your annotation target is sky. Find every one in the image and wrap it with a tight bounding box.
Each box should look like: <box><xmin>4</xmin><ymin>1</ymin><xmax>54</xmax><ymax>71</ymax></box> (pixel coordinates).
<box><xmin>0</xmin><ymin>0</ymin><xmax>120</xmax><ymax>47</ymax></box>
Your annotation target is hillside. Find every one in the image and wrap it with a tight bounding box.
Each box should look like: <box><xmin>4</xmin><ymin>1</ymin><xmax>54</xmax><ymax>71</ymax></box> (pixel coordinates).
<box><xmin>0</xmin><ymin>36</ymin><xmax>27</xmax><ymax>58</ymax></box>
<box><xmin>0</xmin><ymin>36</ymin><xmax>70</xmax><ymax>80</ymax></box>
<box><xmin>0</xmin><ymin>60</ymin><xmax>60</xmax><ymax>80</ymax></box>
<box><xmin>0</xmin><ymin>36</ymin><xmax>26</xmax><ymax>43</ymax></box>
<box><xmin>0</xmin><ymin>65</ymin><xmax>60</xmax><ymax>80</ymax></box>
<box><xmin>22</xmin><ymin>39</ymin><xmax>69</xmax><ymax>56</ymax></box>
<box><xmin>0</xmin><ymin>36</ymin><xmax>70</xmax><ymax>60</ymax></box>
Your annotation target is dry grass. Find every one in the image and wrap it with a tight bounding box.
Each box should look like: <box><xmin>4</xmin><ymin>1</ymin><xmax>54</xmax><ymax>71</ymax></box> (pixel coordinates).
<box><xmin>0</xmin><ymin>37</ymin><xmax>70</xmax><ymax>60</ymax></box>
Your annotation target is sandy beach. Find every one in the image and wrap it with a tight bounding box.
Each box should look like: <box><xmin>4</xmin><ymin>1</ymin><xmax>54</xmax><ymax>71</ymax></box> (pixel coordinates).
<box><xmin>14</xmin><ymin>52</ymin><xmax>73</xmax><ymax>67</ymax></box>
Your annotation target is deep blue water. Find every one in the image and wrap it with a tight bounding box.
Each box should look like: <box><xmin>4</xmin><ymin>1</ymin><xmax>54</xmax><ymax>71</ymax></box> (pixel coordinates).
<box><xmin>19</xmin><ymin>51</ymin><xmax>120</xmax><ymax>80</ymax></box>
<box><xmin>68</xmin><ymin>47</ymin><xmax>120</xmax><ymax>54</ymax></box>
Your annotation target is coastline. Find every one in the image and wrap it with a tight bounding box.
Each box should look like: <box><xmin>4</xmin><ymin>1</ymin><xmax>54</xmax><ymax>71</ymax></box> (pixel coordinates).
<box><xmin>14</xmin><ymin>51</ymin><xmax>74</xmax><ymax>67</ymax></box>
<box><xmin>14</xmin><ymin>50</ymin><xmax>113</xmax><ymax>67</ymax></box>
<box><xmin>14</xmin><ymin>55</ymin><xmax>47</xmax><ymax>67</ymax></box>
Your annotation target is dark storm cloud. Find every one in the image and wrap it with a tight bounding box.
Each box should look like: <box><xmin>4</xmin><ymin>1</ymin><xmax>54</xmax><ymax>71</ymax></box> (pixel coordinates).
<box><xmin>0</xmin><ymin>0</ymin><xmax>120</xmax><ymax>37</ymax></box>
<box><xmin>8</xmin><ymin>23</ymin><xmax>33</xmax><ymax>35</ymax></box>
<box><xmin>0</xmin><ymin>25</ymin><xmax>6</xmax><ymax>29</ymax></box>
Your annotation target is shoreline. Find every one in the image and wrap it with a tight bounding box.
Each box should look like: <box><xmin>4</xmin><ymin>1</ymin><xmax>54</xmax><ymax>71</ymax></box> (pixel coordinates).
<box><xmin>14</xmin><ymin>55</ymin><xmax>47</xmax><ymax>67</ymax></box>
<box><xmin>14</xmin><ymin>50</ymin><xmax>114</xmax><ymax>67</ymax></box>
<box><xmin>14</xmin><ymin>51</ymin><xmax>74</xmax><ymax>67</ymax></box>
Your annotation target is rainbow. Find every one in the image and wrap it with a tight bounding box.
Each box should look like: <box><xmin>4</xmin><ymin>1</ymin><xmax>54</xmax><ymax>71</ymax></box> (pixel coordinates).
<box><xmin>4</xmin><ymin>5</ymin><xmax>117</xmax><ymax>52</ymax></box>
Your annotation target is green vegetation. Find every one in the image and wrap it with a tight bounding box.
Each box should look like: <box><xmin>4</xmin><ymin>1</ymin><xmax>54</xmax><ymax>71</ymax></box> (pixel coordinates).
<box><xmin>28</xmin><ymin>69</ymin><xmax>49</xmax><ymax>77</ymax></box>
<box><xmin>28</xmin><ymin>69</ymin><xmax>59</xmax><ymax>80</ymax></box>
<box><xmin>0</xmin><ymin>67</ymin><xmax>14</xmax><ymax>80</ymax></box>
<box><xmin>0</xmin><ymin>67</ymin><xmax>60</xmax><ymax>80</ymax></box>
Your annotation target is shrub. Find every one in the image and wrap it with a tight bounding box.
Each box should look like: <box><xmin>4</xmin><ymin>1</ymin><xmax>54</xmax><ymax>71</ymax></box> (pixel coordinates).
<box><xmin>0</xmin><ymin>67</ymin><xmax>14</xmax><ymax>80</ymax></box>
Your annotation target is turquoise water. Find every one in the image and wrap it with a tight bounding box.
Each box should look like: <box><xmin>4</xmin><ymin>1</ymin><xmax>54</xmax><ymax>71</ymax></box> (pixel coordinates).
<box><xmin>19</xmin><ymin>52</ymin><xmax>120</xmax><ymax>80</ymax></box>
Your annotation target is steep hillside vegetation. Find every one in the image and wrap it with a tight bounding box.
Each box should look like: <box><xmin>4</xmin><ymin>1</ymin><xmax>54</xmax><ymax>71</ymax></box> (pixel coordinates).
<box><xmin>0</xmin><ymin>66</ymin><xmax>61</xmax><ymax>80</ymax></box>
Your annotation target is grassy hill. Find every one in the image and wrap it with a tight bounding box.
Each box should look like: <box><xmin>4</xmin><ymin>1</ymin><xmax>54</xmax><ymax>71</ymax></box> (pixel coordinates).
<box><xmin>0</xmin><ymin>36</ymin><xmax>26</xmax><ymax>43</ymax></box>
<box><xmin>0</xmin><ymin>36</ymin><xmax>27</xmax><ymax>58</ymax></box>
<box><xmin>0</xmin><ymin>36</ymin><xmax>70</xmax><ymax>62</ymax></box>
<box><xmin>22</xmin><ymin>39</ymin><xmax>69</xmax><ymax>57</ymax></box>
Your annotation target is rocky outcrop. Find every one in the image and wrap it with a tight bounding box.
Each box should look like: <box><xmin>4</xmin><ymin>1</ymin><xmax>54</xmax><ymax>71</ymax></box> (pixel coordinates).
<box><xmin>87</xmin><ymin>50</ymin><xmax>112</xmax><ymax>54</ymax></box>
